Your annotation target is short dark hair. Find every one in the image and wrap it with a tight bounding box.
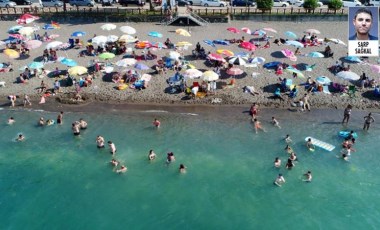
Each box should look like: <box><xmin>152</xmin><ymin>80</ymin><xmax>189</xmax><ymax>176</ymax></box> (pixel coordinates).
<box><xmin>354</xmin><ymin>8</ymin><xmax>373</xmax><ymax>20</ymax></box>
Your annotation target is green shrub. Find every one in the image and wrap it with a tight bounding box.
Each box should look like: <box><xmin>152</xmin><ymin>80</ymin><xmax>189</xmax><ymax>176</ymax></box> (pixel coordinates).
<box><xmin>328</xmin><ymin>0</ymin><xmax>343</xmax><ymax>9</ymax></box>
<box><xmin>256</xmin><ymin>0</ymin><xmax>273</xmax><ymax>9</ymax></box>
<box><xmin>303</xmin><ymin>0</ymin><xmax>318</xmax><ymax>9</ymax></box>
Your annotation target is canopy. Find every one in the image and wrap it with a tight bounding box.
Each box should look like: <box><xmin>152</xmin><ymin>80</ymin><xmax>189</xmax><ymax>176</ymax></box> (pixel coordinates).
<box><xmin>183</xmin><ymin>69</ymin><xmax>202</xmax><ymax>79</ymax></box>
<box><xmin>227</xmin><ymin>67</ymin><xmax>244</xmax><ymax>76</ymax></box>
<box><xmin>99</xmin><ymin>52</ymin><xmax>116</xmax><ymax>60</ymax></box>
<box><xmin>60</xmin><ymin>58</ymin><xmax>77</xmax><ymax>67</ymax></box>
<box><xmin>71</xmin><ymin>31</ymin><xmax>86</xmax><ymax>37</ymax></box>
<box><xmin>208</xmin><ymin>53</ymin><xmax>225</xmax><ymax>62</ymax></box>
<box><xmin>227</xmin><ymin>27</ymin><xmax>240</xmax><ymax>33</ymax></box>
<box><xmin>229</xmin><ymin>56</ymin><xmax>248</xmax><ymax>65</ymax></box>
<box><xmin>336</xmin><ymin>71</ymin><xmax>360</xmax><ymax>81</ymax></box>
<box><xmin>46</xmin><ymin>41</ymin><xmax>63</xmax><ymax>49</ymax></box>
<box><xmin>285</xmin><ymin>31</ymin><xmax>297</xmax><ymax>39</ymax></box>
<box><xmin>25</xmin><ymin>40</ymin><xmax>42</xmax><ymax>49</ymax></box>
<box><xmin>101</xmin><ymin>23</ymin><xmax>117</xmax><ymax>31</ymax></box>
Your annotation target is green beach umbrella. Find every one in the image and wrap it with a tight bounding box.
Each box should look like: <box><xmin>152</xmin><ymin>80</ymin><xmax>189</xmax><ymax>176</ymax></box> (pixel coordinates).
<box><xmin>99</xmin><ymin>52</ymin><xmax>116</xmax><ymax>60</ymax></box>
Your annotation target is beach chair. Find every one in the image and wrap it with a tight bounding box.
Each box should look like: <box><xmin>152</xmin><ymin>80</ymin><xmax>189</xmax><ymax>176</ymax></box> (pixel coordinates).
<box><xmin>348</xmin><ymin>85</ymin><xmax>356</xmax><ymax>98</ymax></box>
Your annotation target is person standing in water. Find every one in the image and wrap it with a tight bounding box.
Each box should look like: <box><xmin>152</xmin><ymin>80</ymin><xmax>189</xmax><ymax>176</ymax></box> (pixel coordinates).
<box><xmin>72</xmin><ymin>123</ymin><xmax>80</xmax><ymax>136</ymax></box>
<box><xmin>274</xmin><ymin>174</ymin><xmax>286</xmax><ymax>187</ymax></box>
<box><xmin>148</xmin><ymin>150</ymin><xmax>156</xmax><ymax>161</ymax></box>
<box><xmin>271</xmin><ymin>116</ymin><xmax>281</xmax><ymax>129</ymax></box>
<box><xmin>363</xmin><ymin>112</ymin><xmax>375</xmax><ymax>131</ymax></box>
<box><xmin>96</xmin><ymin>135</ymin><xmax>105</xmax><ymax>148</ymax></box>
<box><xmin>23</xmin><ymin>94</ymin><xmax>32</xmax><ymax>107</ymax></box>
<box><xmin>179</xmin><ymin>164</ymin><xmax>186</xmax><ymax>173</ymax></box>
<box><xmin>57</xmin><ymin>111</ymin><xmax>64</xmax><ymax>125</ymax></box>
<box><xmin>274</xmin><ymin>157</ymin><xmax>281</xmax><ymax>168</ymax></box>
<box><xmin>153</xmin><ymin>118</ymin><xmax>161</xmax><ymax>128</ymax></box>
<box><xmin>253</xmin><ymin>118</ymin><xmax>266</xmax><ymax>134</ymax></box>
<box><xmin>342</xmin><ymin>104</ymin><xmax>352</xmax><ymax>125</ymax></box>
<box><xmin>108</xmin><ymin>141</ymin><xmax>117</xmax><ymax>155</ymax></box>
<box><xmin>303</xmin><ymin>171</ymin><xmax>312</xmax><ymax>182</ymax></box>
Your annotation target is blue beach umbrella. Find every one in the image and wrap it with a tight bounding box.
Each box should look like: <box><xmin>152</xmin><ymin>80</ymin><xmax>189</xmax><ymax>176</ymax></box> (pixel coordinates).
<box><xmin>286</xmin><ymin>67</ymin><xmax>304</xmax><ymax>78</ymax></box>
<box><xmin>134</xmin><ymin>63</ymin><xmax>149</xmax><ymax>70</ymax></box>
<box><xmin>61</xmin><ymin>58</ymin><xmax>78</xmax><ymax>67</ymax></box>
<box><xmin>285</xmin><ymin>40</ymin><xmax>304</xmax><ymax>48</ymax></box>
<box><xmin>235</xmin><ymin>51</ymin><xmax>249</xmax><ymax>57</ymax></box>
<box><xmin>285</xmin><ymin>31</ymin><xmax>297</xmax><ymax>39</ymax></box>
<box><xmin>8</xmin><ymin>25</ymin><xmax>23</xmax><ymax>34</ymax></box>
<box><xmin>42</xmin><ymin>24</ymin><xmax>55</xmax><ymax>30</ymax></box>
<box><xmin>203</xmin><ymin>39</ymin><xmax>215</xmax><ymax>47</ymax></box>
<box><xmin>307</xmin><ymin>52</ymin><xmax>324</xmax><ymax>58</ymax></box>
<box><xmin>316</xmin><ymin>76</ymin><xmax>331</xmax><ymax>85</ymax></box>
<box><xmin>148</xmin><ymin>31</ymin><xmax>163</xmax><ymax>38</ymax></box>
<box><xmin>263</xmin><ymin>61</ymin><xmax>281</xmax><ymax>69</ymax></box>
<box><xmin>28</xmin><ymin>62</ymin><xmax>44</xmax><ymax>69</ymax></box>
<box><xmin>345</xmin><ymin>56</ymin><xmax>362</xmax><ymax>63</ymax></box>
<box><xmin>71</xmin><ymin>31</ymin><xmax>86</xmax><ymax>37</ymax></box>
<box><xmin>213</xmin><ymin>40</ymin><xmax>230</xmax><ymax>45</ymax></box>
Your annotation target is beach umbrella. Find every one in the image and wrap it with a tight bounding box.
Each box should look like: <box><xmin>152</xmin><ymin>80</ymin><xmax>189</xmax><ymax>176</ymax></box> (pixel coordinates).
<box><xmin>101</xmin><ymin>23</ymin><xmax>117</xmax><ymax>31</ymax></box>
<box><xmin>148</xmin><ymin>31</ymin><xmax>163</xmax><ymax>38</ymax></box>
<box><xmin>18</xmin><ymin>27</ymin><xmax>34</xmax><ymax>36</ymax></box>
<box><xmin>58</xmin><ymin>42</ymin><xmax>71</xmax><ymax>50</ymax></box>
<box><xmin>92</xmin><ymin>35</ymin><xmax>107</xmax><ymax>45</ymax></box>
<box><xmin>216</xmin><ymin>49</ymin><xmax>234</xmax><ymax>57</ymax></box>
<box><xmin>227</xmin><ymin>67</ymin><xmax>244</xmax><ymax>76</ymax></box>
<box><xmin>304</xmin><ymin>29</ymin><xmax>321</xmax><ymax>34</ymax></box>
<box><xmin>17</xmin><ymin>14</ymin><xmax>39</xmax><ymax>24</ymax></box>
<box><xmin>240</xmin><ymin>41</ymin><xmax>256</xmax><ymax>51</ymax></box>
<box><xmin>120</xmin><ymin>26</ymin><xmax>136</xmax><ymax>35</ymax></box>
<box><xmin>99</xmin><ymin>52</ymin><xmax>116</xmax><ymax>60</ymax></box>
<box><xmin>135</xmin><ymin>63</ymin><xmax>149</xmax><ymax>70</ymax></box>
<box><xmin>227</xmin><ymin>27</ymin><xmax>240</xmax><ymax>33</ymax></box>
<box><xmin>213</xmin><ymin>40</ymin><xmax>230</xmax><ymax>45</ymax></box>
<box><xmin>176</xmin><ymin>41</ymin><xmax>192</xmax><ymax>47</ymax></box>
<box><xmin>183</xmin><ymin>69</ymin><xmax>202</xmax><ymax>79</ymax></box>
<box><xmin>250</xmin><ymin>57</ymin><xmax>266</xmax><ymax>64</ymax></box>
<box><xmin>48</xmin><ymin>34</ymin><xmax>60</xmax><ymax>40</ymax></box>
<box><xmin>107</xmin><ymin>35</ymin><xmax>119</xmax><ymax>43</ymax></box>
<box><xmin>68</xmin><ymin>66</ymin><xmax>87</xmax><ymax>76</ymax></box>
<box><xmin>229</xmin><ymin>56</ymin><xmax>248</xmax><ymax>65</ymax></box>
<box><xmin>46</xmin><ymin>41</ymin><xmax>63</xmax><ymax>49</ymax></box>
<box><xmin>252</xmin><ymin>29</ymin><xmax>266</xmax><ymax>36</ymax></box>
<box><xmin>370</xmin><ymin>64</ymin><xmax>380</xmax><ymax>73</ymax></box>
<box><xmin>152</xmin><ymin>42</ymin><xmax>167</xmax><ymax>49</ymax></box>
<box><xmin>104</xmin><ymin>66</ymin><xmax>114</xmax><ymax>74</ymax></box>
<box><xmin>115</xmin><ymin>58</ymin><xmax>136</xmax><ymax>67</ymax></box>
<box><xmin>25</xmin><ymin>40</ymin><xmax>42</xmax><ymax>49</ymax></box>
<box><xmin>8</xmin><ymin>25</ymin><xmax>23</xmax><ymax>34</ymax></box>
<box><xmin>208</xmin><ymin>53</ymin><xmax>225</xmax><ymax>62</ymax></box>
<box><xmin>263</xmin><ymin>61</ymin><xmax>281</xmax><ymax>69</ymax></box>
<box><xmin>263</xmin><ymin>27</ymin><xmax>277</xmax><ymax>33</ymax></box>
<box><xmin>345</xmin><ymin>56</ymin><xmax>362</xmax><ymax>63</ymax></box>
<box><xmin>42</xmin><ymin>24</ymin><xmax>56</xmax><ymax>30</ymax></box>
<box><xmin>135</xmin><ymin>41</ymin><xmax>151</xmax><ymax>49</ymax></box>
<box><xmin>176</xmin><ymin>28</ymin><xmax>191</xmax><ymax>37</ymax></box>
<box><xmin>60</xmin><ymin>58</ymin><xmax>77</xmax><ymax>67</ymax></box>
<box><xmin>316</xmin><ymin>76</ymin><xmax>331</xmax><ymax>85</ymax></box>
<box><xmin>307</xmin><ymin>52</ymin><xmax>324</xmax><ymax>58</ymax></box>
<box><xmin>336</xmin><ymin>71</ymin><xmax>360</xmax><ymax>81</ymax></box>
<box><xmin>203</xmin><ymin>39</ymin><xmax>215</xmax><ymax>47</ymax></box>
<box><xmin>202</xmin><ymin>70</ymin><xmax>219</xmax><ymax>81</ymax></box>
<box><xmin>285</xmin><ymin>31</ymin><xmax>297</xmax><ymax>39</ymax></box>
<box><xmin>285</xmin><ymin>67</ymin><xmax>304</xmax><ymax>78</ymax></box>
<box><xmin>9</xmin><ymin>34</ymin><xmax>25</xmax><ymax>40</ymax></box>
<box><xmin>241</xmin><ymin>27</ymin><xmax>251</xmax><ymax>34</ymax></box>
<box><xmin>285</xmin><ymin>40</ymin><xmax>304</xmax><ymax>48</ymax></box>
<box><xmin>281</xmin><ymin>49</ymin><xmax>295</xmax><ymax>58</ymax></box>
<box><xmin>28</xmin><ymin>61</ymin><xmax>44</xmax><ymax>69</ymax></box>
<box><xmin>325</xmin><ymin>38</ymin><xmax>346</xmax><ymax>46</ymax></box>
<box><xmin>168</xmin><ymin>51</ymin><xmax>181</xmax><ymax>60</ymax></box>
<box><xmin>119</xmin><ymin>34</ymin><xmax>136</xmax><ymax>43</ymax></box>
<box><xmin>71</xmin><ymin>31</ymin><xmax>86</xmax><ymax>37</ymax></box>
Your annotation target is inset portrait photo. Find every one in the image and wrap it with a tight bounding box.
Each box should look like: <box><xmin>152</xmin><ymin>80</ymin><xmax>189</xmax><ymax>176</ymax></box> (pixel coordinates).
<box><xmin>349</xmin><ymin>7</ymin><xmax>379</xmax><ymax>41</ymax></box>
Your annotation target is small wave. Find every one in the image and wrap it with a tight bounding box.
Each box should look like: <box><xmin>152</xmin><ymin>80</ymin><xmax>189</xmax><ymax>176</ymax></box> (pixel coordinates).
<box><xmin>33</xmin><ymin>109</ymin><xmax>45</xmax><ymax>112</ymax></box>
<box><xmin>180</xmin><ymin>113</ymin><xmax>198</xmax><ymax>116</ymax></box>
<box><xmin>142</xmin><ymin>110</ymin><xmax>169</xmax><ymax>113</ymax></box>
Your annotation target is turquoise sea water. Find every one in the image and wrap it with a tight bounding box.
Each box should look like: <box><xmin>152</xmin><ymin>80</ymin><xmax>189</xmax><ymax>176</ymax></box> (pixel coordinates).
<box><xmin>1</xmin><ymin>107</ymin><xmax>380</xmax><ymax>229</ymax></box>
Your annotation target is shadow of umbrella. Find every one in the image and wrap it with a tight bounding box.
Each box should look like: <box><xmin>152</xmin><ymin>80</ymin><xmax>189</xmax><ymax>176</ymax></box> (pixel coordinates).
<box><xmin>270</xmin><ymin>51</ymin><xmax>285</xmax><ymax>58</ymax></box>
<box><xmin>263</xmin><ymin>83</ymin><xmax>280</xmax><ymax>93</ymax></box>
<box><xmin>361</xmin><ymin>90</ymin><xmax>380</xmax><ymax>101</ymax></box>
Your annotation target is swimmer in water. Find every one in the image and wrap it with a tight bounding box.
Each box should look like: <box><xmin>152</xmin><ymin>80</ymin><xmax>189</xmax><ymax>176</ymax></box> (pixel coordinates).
<box><xmin>8</xmin><ymin>117</ymin><xmax>15</xmax><ymax>125</ymax></box>
<box><xmin>16</xmin><ymin>134</ymin><xmax>25</xmax><ymax>141</ymax></box>
<box><xmin>274</xmin><ymin>157</ymin><xmax>281</xmax><ymax>168</ymax></box>
<box><xmin>57</xmin><ymin>111</ymin><xmax>63</xmax><ymax>125</ymax></box>
<box><xmin>110</xmin><ymin>159</ymin><xmax>119</xmax><ymax>167</ymax></box>
<box><xmin>108</xmin><ymin>141</ymin><xmax>117</xmax><ymax>155</ymax></box>
<box><xmin>306</xmin><ymin>138</ymin><xmax>315</xmax><ymax>151</ymax></box>
<box><xmin>79</xmin><ymin>118</ymin><xmax>87</xmax><ymax>129</ymax></box>
<box><xmin>286</xmin><ymin>159</ymin><xmax>294</xmax><ymax>169</ymax></box>
<box><xmin>166</xmin><ymin>152</ymin><xmax>175</xmax><ymax>163</ymax></box>
<box><xmin>303</xmin><ymin>171</ymin><xmax>312</xmax><ymax>182</ymax></box>
<box><xmin>38</xmin><ymin>117</ymin><xmax>45</xmax><ymax>126</ymax></box>
<box><xmin>274</xmin><ymin>173</ymin><xmax>286</xmax><ymax>187</ymax></box>
<box><xmin>116</xmin><ymin>165</ymin><xmax>127</xmax><ymax>173</ymax></box>
<box><xmin>284</xmin><ymin>145</ymin><xmax>294</xmax><ymax>154</ymax></box>
<box><xmin>153</xmin><ymin>118</ymin><xmax>161</xmax><ymax>128</ymax></box>
<box><xmin>148</xmin><ymin>150</ymin><xmax>156</xmax><ymax>161</ymax></box>
<box><xmin>179</xmin><ymin>164</ymin><xmax>186</xmax><ymax>173</ymax></box>
<box><xmin>341</xmin><ymin>153</ymin><xmax>350</xmax><ymax>161</ymax></box>
<box><xmin>271</xmin><ymin>116</ymin><xmax>281</xmax><ymax>129</ymax></box>
<box><xmin>284</xmin><ymin>134</ymin><xmax>292</xmax><ymax>143</ymax></box>
<box><xmin>72</xmin><ymin>123</ymin><xmax>80</xmax><ymax>136</ymax></box>
<box><xmin>289</xmin><ymin>152</ymin><xmax>297</xmax><ymax>162</ymax></box>
<box><xmin>253</xmin><ymin>118</ymin><xmax>266</xmax><ymax>133</ymax></box>
<box><xmin>96</xmin><ymin>135</ymin><xmax>105</xmax><ymax>148</ymax></box>
<box><xmin>47</xmin><ymin>119</ymin><xmax>54</xmax><ymax>126</ymax></box>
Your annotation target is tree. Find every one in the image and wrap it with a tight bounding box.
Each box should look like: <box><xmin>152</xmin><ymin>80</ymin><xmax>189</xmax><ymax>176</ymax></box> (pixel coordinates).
<box><xmin>303</xmin><ymin>0</ymin><xmax>318</xmax><ymax>9</ymax></box>
<box><xmin>328</xmin><ymin>0</ymin><xmax>343</xmax><ymax>9</ymax></box>
<box><xmin>256</xmin><ymin>0</ymin><xmax>273</xmax><ymax>9</ymax></box>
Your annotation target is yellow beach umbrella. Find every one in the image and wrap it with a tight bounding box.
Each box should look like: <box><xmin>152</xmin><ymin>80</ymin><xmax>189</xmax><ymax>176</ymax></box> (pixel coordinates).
<box><xmin>176</xmin><ymin>28</ymin><xmax>191</xmax><ymax>37</ymax></box>
<box><xmin>4</xmin><ymin>49</ymin><xmax>20</xmax><ymax>59</ymax></box>
<box><xmin>68</xmin><ymin>66</ymin><xmax>88</xmax><ymax>76</ymax></box>
<box><xmin>202</xmin><ymin>70</ymin><xmax>219</xmax><ymax>81</ymax></box>
<box><xmin>216</xmin><ymin>49</ymin><xmax>234</xmax><ymax>57</ymax></box>
<box><xmin>176</xmin><ymin>41</ymin><xmax>192</xmax><ymax>47</ymax></box>
<box><xmin>18</xmin><ymin>26</ymin><xmax>34</xmax><ymax>36</ymax></box>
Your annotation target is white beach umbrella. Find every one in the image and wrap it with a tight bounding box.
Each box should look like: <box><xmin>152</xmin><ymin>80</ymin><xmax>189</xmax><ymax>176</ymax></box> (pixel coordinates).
<box><xmin>119</xmin><ymin>34</ymin><xmax>136</xmax><ymax>43</ymax></box>
<box><xmin>202</xmin><ymin>70</ymin><xmax>219</xmax><ymax>81</ymax></box>
<box><xmin>120</xmin><ymin>26</ymin><xmax>136</xmax><ymax>35</ymax></box>
<box><xmin>336</xmin><ymin>71</ymin><xmax>360</xmax><ymax>81</ymax></box>
<box><xmin>115</xmin><ymin>58</ymin><xmax>136</xmax><ymax>67</ymax></box>
<box><xmin>229</xmin><ymin>56</ymin><xmax>248</xmax><ymax>65</ymax></box>
<box><xmin>46</xmin><ymin>41</ymin><xmax>63</xmax><ymax>49</ymax></box>
<box><xmin>107</xmin><ymin>35</ymin><xmax>119</xmax><ymax>43</ymax></box>
<box><xmin>18</xmin><ymin>26</ymin><xmax>35</xmax><ymax>35</ymax></box>
<box><xmin>101</xmin><ymin>23</ymin><xmax>117</xmax><ymax>31</ymax></box>
<box><xmin>167</xmin><ymin>51</ymin><xmax>181</xmax><ymax>60</ymax></box>
<box><xmin>92</xmin><ymin>35</ymin><xmax>107</xmax><ymax>45</ymax></box>
<box><xmin>183</xmin><ymin>69</ymin><xmax>202</xmax><ymax>79</ymax></box>
<box><xmin>250</xmin><ymin>57</ymin><xmax>266</xmax><ymax>64</ymax></box>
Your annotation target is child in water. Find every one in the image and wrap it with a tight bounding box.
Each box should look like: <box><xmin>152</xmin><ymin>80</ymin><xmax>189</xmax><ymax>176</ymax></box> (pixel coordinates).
<box><xmin>306</xmin><ymin>138</ymin><xmax>315</xmax><ymax>151</ymax></box>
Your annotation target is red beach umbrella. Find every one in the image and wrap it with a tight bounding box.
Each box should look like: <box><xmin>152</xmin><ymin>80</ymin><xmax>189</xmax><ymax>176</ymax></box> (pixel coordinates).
<box><xmin>240</xmin><ymin>41</ymin><xmax>257</xmax><ymax>51</ymax></box>
<box><xmin>227</xmin><ymin>27</ymin><xmax>240</xmax><ymax>33</ymax></box>
<box><xmin>9</xmin><ymin>34</ymin><xmax>25</xmax><ymax>40</ymax></box>
<box><xmin>208</xmin><ymin>53</ymin><xmax>225</xmax><ymax>62</ymax></box>
<box><xmin>16</xmin><ymin>14</ymin><xmax>40</xmax><ymax>24</ymax></box>
<box><xmin>241</xmin><ymin>27</ymin><xmax>251</xmax><ymax>34</ymax></box>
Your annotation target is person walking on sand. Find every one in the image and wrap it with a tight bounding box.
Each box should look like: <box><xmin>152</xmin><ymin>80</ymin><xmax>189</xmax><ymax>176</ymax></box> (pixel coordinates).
<box><xmin>8</xmin><ymin>95</ymin><xmax>16</xmax><ymax>107</ymax></box>
<box><xmin>23</xmin><ymin>94</ymin><xmax>32</xmax><ymax>107</ymax></box>
<box><xmin>342</xmin><ymin>104</ymin><xmax>352</xmax><ymax>125</ymax></box>
<box><xmin>57</xmin><ymin>111</ymin><xmax>63</xmax><ymax>125</ymax></box>
<box><xmin>363</xmin><ymin>112</ymin><xmax>375</xmax><ymax>131</ymax></box>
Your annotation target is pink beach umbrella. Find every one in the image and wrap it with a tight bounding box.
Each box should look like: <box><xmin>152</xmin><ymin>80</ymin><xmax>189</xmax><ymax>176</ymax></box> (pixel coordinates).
<box><xmin>9</xmin><ymin>34</ymin><xmax>25</xmax><ymax>40</ymax></box>
<box><xmin>263</xmin><ymin>28</ymin><xmax>277</xmax><ymax>33</ymax></box>
<box><xmin>241</xmin><ymin>27</ymin><xmax>252</xmax><ymax>34</ymax></box>
<box><xmin>25</xmin><ymin>40</ymin><xmax>42</xmax><ymax>49</ymax></box>
<box><xmin>227</xmin><ymin>67</ymin><xmax>244</xmax><ymax>76</ymax></box>
<box><xmin>240</xmin><ymin>41</ymin><xmax>257</xmax><ymax>51</ymax></box>
<box><xmin>208</xmin><ymin>53</ymin><xmax>225</xmax><ymax>62</ymax></box>
<box><xmin>227</xmin><ymin>27</ymin><xmax>240</xmax><ymax>33</ymax></box>
<box><xmin>16</xmin><ymin>13</ymin><xmax>40</xmax><ymax>25</ymax></box>
<box><xmin>281</xmin><ymin>49</ymin><xmax>294</xmax><ymax>58</ymax></box>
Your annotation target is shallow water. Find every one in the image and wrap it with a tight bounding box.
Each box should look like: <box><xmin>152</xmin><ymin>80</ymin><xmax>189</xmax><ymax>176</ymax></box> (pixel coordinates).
<box><xmin>1</xmin><ymin>108</ymin><xmax>379</xmax><ymax>229</ymax></box>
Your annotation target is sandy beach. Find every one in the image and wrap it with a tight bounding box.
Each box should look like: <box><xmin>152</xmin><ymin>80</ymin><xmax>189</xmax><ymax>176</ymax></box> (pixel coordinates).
<box><xmin>0</xmin><ymin>20</ymin><xmax>379</xmax><ymax>111</ymax></box>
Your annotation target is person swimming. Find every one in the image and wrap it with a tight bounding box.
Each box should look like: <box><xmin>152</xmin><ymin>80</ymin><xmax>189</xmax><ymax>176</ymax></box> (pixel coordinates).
<box><xmin>271</xmin><ymin>116</ymin><xmax>281</xmax><ymax>129</ymax></box>
<box><xmin>284</xmin><ymin>145</ymin><xmax>294</xmax><ymax>154</ymax></box>
<box><xmin>8</xmin><ymin>117</ymin><xmax>15</xmax><ymax>125</ymax></box>
<box><xmin>284</xmin><ymin>134</ymin><xmax>292</xmax><ymax>143</ymax></box>
<box><xmin>303</xmin><ymin>171</ymin><xmax>312</xmax><ymax>182</ymax></box>
<box><xmin>116</xmin><ymin>165</ymin><xmax>127</xmax><ymax>173</ymax></box>
<box><xmin>153</xmin><ymin>118</ymin><xmax>161</xmax><ymax>128</ymax></box>
<box><xmin>110</xmin><ymin>159</ymin><xmax>119</xmax><ymax>167</ymax></box>
<box><xmin>253</xmin><ymin>118</ymin><xmax>266</xmax><ymax>133</ymax></box>
<box><xmin>274</xmin><ymin>174</ymin><xmax>286</xmax><ymax>187</ymax></box>
<box><xmin>96</xmin><ymin>135</ymin><xmax>105</xmax><ymax>148</ymax></box>
<box><xmin>274</xmin><ymin>157</ymin><xmax>281</xmax><ymax>168</ymax></box>
<box><xmin>72</xmin><ymin>123</ymin><xmax>80</xmax><ymax>136</ymax></box>
<box><xmin>289</xmin><ymin>152</ymin><xmax>297</xmax><ymax>162</ymax></box>
<box><xmin>79</xmin><ymin>118</ymin><xmax>87</xmax><ymax>129</ymax></box>
<box><xmin>167</xmin><ymin>152</ymin><xmax>175</xmax><ymax>163</ymax></box>
<box><xmin>38</xmin><ymin>117</ymin><xmax>45</xmax><ymax>126</ymax></box>
<box><xmin>306</xmin><ymin>138</ymin><xmax>315</xmax><ymax>151</ymax></box>
<box><xmin>148</xmin><ymin>150</ymin><xmax>156</xmax><ymax>161</ymax></box>
<box><xmin>286</xmin><ymin>159</ymin><xmax>294</xmax><ymax>169</ymax></box>
<box><xmin>179</xmin><ymin>164</ymin><xmax>186</xmax><ymax>173</ymax></box>
<box><xmin>16</xmin><ymin>134</ymin><xmax>24</xmax><ymax>141</ymax></box>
